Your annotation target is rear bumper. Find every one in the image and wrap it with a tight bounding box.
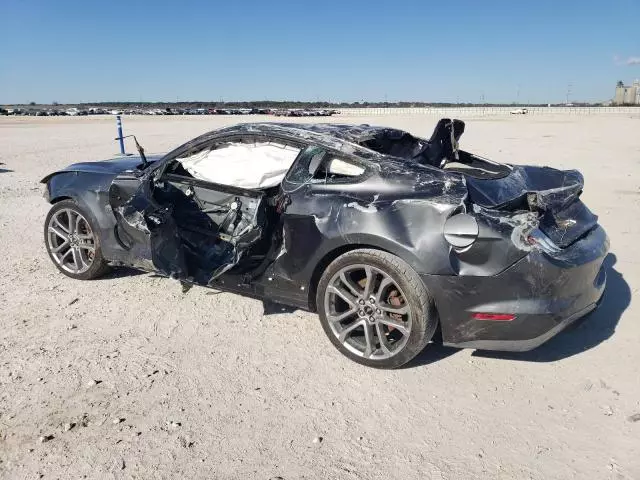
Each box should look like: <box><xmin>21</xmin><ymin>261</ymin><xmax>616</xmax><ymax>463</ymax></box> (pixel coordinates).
<box><xmin>422</xmin><ymin>225</ymin><xmax>609</xmax><ymax>351</ymax></box>
<box><xmin>442</xmin><ymin>300</ymin><xmax>600</xmax><ymax>351</ymax></box>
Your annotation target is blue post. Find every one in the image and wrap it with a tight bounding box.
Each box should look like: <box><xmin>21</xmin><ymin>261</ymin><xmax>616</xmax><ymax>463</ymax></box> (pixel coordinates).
<box><xmin>116</xmin><ymin>115</ymin><xmax>125</xmax><ymax>155</ymax></box>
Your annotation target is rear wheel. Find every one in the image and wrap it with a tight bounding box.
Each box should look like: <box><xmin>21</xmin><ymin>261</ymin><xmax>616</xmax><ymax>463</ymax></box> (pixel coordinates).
<box><xmin>316</xmin><ymin>249</ymin><xmax>438</xmax><ymax>369</ymax></box>
<box><xmin>44</xmin><ymin>199</ymin><xmax>109</xmax><ymax>280</ymax></box>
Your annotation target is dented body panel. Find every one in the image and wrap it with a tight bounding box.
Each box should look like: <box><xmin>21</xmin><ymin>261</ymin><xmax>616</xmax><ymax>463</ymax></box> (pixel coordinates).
<box><xmin>41</xmin><ymin>121</ymin><xmax>609</xmax><ymax>352</ymax></box>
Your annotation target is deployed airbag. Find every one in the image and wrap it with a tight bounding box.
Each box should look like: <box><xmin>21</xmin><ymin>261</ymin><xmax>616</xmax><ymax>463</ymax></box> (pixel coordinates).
<box><xmin>178</xmin><ymin>143</ymin><xmax>300</xmax><ymax>189</ymax></box>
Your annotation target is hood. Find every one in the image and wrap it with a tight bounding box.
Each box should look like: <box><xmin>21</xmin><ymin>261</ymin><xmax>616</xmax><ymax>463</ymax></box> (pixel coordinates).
<box><xmin>40</xmin><ymin>154</ymin><xmax>164</xmax><ymax>183</ymax></box>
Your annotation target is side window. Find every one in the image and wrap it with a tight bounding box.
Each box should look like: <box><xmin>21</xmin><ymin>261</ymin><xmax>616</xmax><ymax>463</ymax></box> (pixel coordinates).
<box><xmin>284</xmin><ymin>145</ymin><xmax>326</xmax><ymax>185</ymax></box>
<box><xmin>313</xmin><ymin>156</ymin><xmax>365</xmax><ymax>181</ymax></box>
<box><xmin>284</xmin><ymin>146</ymin><xmax>366</xmax><ymax>189</ymax></box>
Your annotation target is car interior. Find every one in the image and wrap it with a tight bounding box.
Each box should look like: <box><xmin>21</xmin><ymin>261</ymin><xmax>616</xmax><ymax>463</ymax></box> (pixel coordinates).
<box><xmin>358</xmin><ymin>119</ymin><xmax>512</xmax><ymax>179</ymax></box>
<box><xmin>148</xmin><ymin>138</ymin><xmax>370</xmax><ymax>284</ymax></box>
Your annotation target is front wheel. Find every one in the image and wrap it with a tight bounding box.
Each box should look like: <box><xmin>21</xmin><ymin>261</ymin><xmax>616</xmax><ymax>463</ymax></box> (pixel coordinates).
<box><xmin>44</xmin><ymin>199</ymin><xmax>109</xmax><ymax>280</ymax></box>
<box><xmin>316</xmin><ymin>249</ymin><xmax>438</xmax><ymax>369</ymax></box>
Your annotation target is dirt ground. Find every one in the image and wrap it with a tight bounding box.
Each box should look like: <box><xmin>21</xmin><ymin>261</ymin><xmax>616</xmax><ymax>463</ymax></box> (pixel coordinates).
<box><xmin>0</xmin><ymin>113</ymin><xmax>638</xmax><ymax>480</ymax></box>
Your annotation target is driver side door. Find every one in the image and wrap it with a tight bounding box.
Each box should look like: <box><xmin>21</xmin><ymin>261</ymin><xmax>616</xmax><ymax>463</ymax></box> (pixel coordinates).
<box><xmin>108</xmin><ymin>137</ymin><xmax>267</xmax><ymax>285</ymax></box>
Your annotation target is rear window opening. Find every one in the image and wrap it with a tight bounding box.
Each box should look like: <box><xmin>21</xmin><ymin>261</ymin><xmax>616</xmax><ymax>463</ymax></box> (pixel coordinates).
<box><xmin>443</xmin><ymin>151</ymin><xmax>512</xmax><ymax>179</ymax></box>
<box><xmin>357</xmin><ymin>120</ymin><xmax>512</xmax><ymax>179</ymax></box>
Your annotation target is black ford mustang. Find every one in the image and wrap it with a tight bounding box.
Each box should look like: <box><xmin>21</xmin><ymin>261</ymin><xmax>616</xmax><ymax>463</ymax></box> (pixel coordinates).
<box><xmin>41</xmin><ymin>119</ymin><xmax>608</xmax><ymax>368</ymax></box>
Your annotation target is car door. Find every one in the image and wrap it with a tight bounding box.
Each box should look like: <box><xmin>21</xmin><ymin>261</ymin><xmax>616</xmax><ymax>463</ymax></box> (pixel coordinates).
<box><xmin>108</xmin><ymin>144</ymin><xmax>267</xmax><ymax>285</ymax></box>
<box><xmin>155</xmin><ymin>172</ymin><xmax>266</xmax><ymax>284</ymax></box>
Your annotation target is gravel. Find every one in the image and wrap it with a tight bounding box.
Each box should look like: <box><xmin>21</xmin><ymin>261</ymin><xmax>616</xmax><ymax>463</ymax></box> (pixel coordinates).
<box><xmin>0</xmin><ymin>114</ymin><xmax>638</xmax><ymax>479</ymax></box>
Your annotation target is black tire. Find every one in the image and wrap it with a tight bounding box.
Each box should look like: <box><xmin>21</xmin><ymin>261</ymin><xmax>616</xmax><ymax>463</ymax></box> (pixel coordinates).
<box><xmin>316</xmin><ymin>248</ymin><xmax>438</xmax><ymax>369</ymax></box>
<box><xmin>44</xmin><ymin>199</ymin><xmax>110</xmax><ymax>280</ymax></box>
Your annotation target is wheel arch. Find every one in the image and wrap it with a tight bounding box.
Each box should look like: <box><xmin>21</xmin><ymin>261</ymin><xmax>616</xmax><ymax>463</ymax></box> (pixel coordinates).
<box><xmin>50</xmin><ymin>194</ymin><xmax>73</xmax><ymax>204</ymax></box>
<box><xmin>307</xmin><ymin>241</ymin><xmax>412</xmax><ymax>311</ymax></box>
<box><xmin>311</xmin><ymin>243</ymin><xmax>441</xmax><ymax>368</ymax></box>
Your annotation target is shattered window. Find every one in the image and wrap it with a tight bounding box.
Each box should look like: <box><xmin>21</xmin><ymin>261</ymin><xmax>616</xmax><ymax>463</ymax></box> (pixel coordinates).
<box><xmin>284</xmin><ymin>145</ymin><xmax>326</xmax><ymax>186</ymax></box>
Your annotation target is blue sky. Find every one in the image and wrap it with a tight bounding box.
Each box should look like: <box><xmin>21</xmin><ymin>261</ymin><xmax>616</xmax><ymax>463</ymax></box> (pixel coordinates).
<box><xmin>1</xmin><ymin>0</ymin><xmax>639</xmax><ymax>104</ymax></box>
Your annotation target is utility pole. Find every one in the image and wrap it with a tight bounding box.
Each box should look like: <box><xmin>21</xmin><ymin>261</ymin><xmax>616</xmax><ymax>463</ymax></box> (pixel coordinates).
<box><xmin>566</xmin><ymin>83</ymin><xmax>572</xmax><ymax>105</ymax></box>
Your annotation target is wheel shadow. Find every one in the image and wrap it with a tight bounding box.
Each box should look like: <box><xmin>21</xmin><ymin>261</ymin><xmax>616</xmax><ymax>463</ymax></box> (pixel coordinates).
<box><xmin>401</xmin><ymin>329</ymin><xmax>461</xmax><ymax>368</ymax></box>
<box><xmin>98</xmin><ymin>266</ymin><xmax>148</xmax><ymax>280</ymax></box>
<box><xmin>0</xmin><ymin>162</ymin><xmax>12</xmax><ymax>173</ymax></box>
<box><xmin>262</xmin><ymin>300</ymin><xmax>299</xmax><ymax>315</ymax></box>
<box><xmin>471</xmin><ymin>253</ymin><xmax>629</xmax><ymax>363</ymax></box>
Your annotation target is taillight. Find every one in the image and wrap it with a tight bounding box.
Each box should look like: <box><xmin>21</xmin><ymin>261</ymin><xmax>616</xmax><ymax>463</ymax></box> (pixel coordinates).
<box><xmin>471</xmin><ymin>313</ymin><xmax>515</xmax><ymax>321</ymax></box>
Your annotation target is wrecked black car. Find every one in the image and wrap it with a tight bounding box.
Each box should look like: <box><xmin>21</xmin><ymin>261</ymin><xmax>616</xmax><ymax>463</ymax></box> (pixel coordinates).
<box><xmin>41</xmin><ymin>119</ymin><xmax>608</xmax><ymax>368</ymax></box>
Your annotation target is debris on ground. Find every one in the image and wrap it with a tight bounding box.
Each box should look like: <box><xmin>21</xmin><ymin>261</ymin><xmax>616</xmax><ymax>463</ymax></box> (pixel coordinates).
<box><xmin>177</xmin><ymin>436</ymin><xmax>194</xmax><ymax>448</ymax></box>
<box><xmin>80</xmin><ymin>414</ymin><xmax>90</xmax><ymax>427</ymax></box>
<box><xmin>627</xmin><ymin>413</ymin><xmax>640</xmax><ymax>423</ymax></box>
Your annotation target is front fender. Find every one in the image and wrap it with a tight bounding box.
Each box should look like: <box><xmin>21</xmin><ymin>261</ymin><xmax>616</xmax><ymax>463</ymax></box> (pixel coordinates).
<box><xmin>45</xmin><ymin>171</ymin><xmax>122</xmax><ymax>260</ymax></box>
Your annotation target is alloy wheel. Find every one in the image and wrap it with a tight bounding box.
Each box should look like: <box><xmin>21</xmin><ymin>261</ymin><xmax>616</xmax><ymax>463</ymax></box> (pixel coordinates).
<box><xmin>47</xmin><ymin>208</ymin><xmax>96</xmax><ymax>274</ymax></box>
<box><xmin>324</xmin><ymin>264</ymin><xmax>412</xmax><ymax>360</ymax></box>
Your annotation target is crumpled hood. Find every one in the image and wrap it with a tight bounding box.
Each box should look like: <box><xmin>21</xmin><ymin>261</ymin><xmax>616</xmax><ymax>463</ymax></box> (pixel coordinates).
<box><xmin>40</xmin><ymin>155</ymin><xmax>164</xmax><ymax>183</ymax></box>
<box><xmin>464</xmin><ymin>165</ymin><xmax>584</xmax><ymax>212</ymax></box>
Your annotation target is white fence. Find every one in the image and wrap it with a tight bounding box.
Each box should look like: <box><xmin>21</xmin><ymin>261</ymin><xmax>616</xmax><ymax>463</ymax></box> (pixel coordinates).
<box><xmin>337</xmin><ymin>106</ymin><xmax>640</xmax><ymax>117</ymax></box>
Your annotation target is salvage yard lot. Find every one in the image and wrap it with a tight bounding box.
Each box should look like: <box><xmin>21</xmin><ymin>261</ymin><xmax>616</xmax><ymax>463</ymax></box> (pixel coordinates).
<box><xmin>0</xmin><ymin>113</ymin><xmax>638</xmax><ymax>479</ymax></box>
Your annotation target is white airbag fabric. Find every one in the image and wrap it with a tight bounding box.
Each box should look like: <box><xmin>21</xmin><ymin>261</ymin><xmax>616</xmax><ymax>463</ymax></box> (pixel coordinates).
<box><xmin>178</xmin><ymin>143</ymin><xmax>300</xmax><ymax>189</ymax></box>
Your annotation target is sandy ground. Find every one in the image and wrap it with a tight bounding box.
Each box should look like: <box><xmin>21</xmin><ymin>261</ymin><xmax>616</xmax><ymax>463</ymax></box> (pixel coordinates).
<box><xmin>0</xmin><ymin>113</ymin><xmax>638</xmax><ymax>480</ymax></box>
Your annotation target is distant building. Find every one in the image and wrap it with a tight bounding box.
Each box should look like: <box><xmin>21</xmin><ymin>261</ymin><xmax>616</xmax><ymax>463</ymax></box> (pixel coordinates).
<box><xmin>614</xmin><ymin>80</ymin><xmax>640</xmax><ymax>105</ymax></box>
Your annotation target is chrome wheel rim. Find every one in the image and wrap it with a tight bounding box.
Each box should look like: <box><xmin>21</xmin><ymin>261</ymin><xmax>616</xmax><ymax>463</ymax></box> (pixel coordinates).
<box><xmin>324</xmin><ymin>264</ymin><xmax>412</xmax><ymax>360</ymax></box>
<box><xmin>47</xmin><ymin>208</ymin><xmax>96</xmax><ymax>274</ymax></box>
